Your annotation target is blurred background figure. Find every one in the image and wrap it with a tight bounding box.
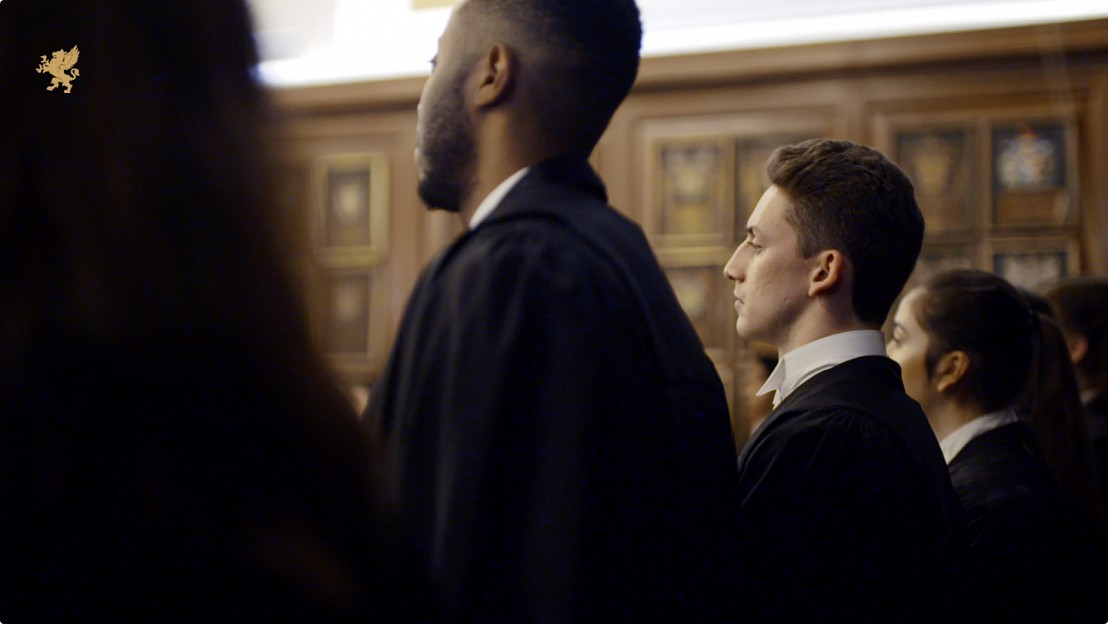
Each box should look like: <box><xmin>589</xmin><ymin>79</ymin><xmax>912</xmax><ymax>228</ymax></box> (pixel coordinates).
<box><xmin>888</xmin><ymin>269</ymin><xmax>1108</xmax><ymax>623</ymax></box>
<box><xmin>0</xmin><ymin>0</ymin><xmax>426</xmax><ymax>621</ymax></box>
<box><xmin>1044</xmin><ymin>276</ymin><xmax>1108</xmax><ymax>514</ymax></box>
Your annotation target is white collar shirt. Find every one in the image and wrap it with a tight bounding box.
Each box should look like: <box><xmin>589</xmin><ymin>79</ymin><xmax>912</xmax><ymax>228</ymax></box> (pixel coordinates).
<box><xmin>758</xmin><ymin>330</ymin><xmax>889</xmax><ymax>409</ymax></box>
<box><xmin>468</xmin><ymin>167</ymin><xmax>530</xmax><ymax>229</ymax></box>
<box><xmin>939</xmin><ymin>407</ymin><xmax>1019</xmax><ymax>464</ymax></box>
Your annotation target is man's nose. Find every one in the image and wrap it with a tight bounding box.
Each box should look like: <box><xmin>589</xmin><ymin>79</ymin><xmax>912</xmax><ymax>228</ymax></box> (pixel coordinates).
<box><xmin>724</xmin><ymin>247</ymin><xmax>745</xmax><ymax>282</ymax></box>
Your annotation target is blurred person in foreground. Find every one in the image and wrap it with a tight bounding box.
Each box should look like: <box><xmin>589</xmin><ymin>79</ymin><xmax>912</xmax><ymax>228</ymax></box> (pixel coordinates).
<box><xmin>723</xmin><ymin>138</ymin><xmax>963</xmax><ymax>622</ymax></box>
<box><xmin>0</xmin><ymin>1</ymin><xmax>427</xmax><ymax>621</ymax></box>
<box><xmin>363</xmin><ymin>0</ymin><xmax>739</xmax><ymax>621</ymax></box>
<box><xmin>888</xmin><ymin>269</ymin><xmax>1108</xmax><ymax>622</ymax></box>
<box><xmin>1044</xmin><ymin>276</ymin><xmax>1108</xmax><ymax>514</ymax></box>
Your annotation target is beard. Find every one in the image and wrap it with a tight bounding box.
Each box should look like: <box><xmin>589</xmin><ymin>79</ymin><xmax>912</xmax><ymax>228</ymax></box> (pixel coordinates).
<box><xmin>416</xmin><ymin>72</ymin><xmax>476</xmax><ymax>213</ymax></box>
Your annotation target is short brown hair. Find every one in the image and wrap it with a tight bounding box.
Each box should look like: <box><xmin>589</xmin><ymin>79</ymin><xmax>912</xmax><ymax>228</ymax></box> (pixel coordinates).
<box><xmin>767</xmin><ymin>138</ymin><xmax>923</xmax><ymax>324</ymax></box>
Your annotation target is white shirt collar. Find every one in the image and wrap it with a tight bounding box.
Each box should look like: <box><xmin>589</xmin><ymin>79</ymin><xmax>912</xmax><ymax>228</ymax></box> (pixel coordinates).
<box><xmin>468</xmin><ymin>167</ymin><xmax>530</xmax><ymax>229</ymax></box>
<box><xmin>758</xmin><ymin>330</ymin><xmax>888</xmax><ymax>408</ymax></box>
<box><xmin>939</xmin><ymin>407</ymin><xmax>1019</xmax><ymax>464</ymax></box>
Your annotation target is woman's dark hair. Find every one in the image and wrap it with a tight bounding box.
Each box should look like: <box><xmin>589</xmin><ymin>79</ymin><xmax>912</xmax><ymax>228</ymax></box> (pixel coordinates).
<box><xmin>914</xmin><ymin>271</ymin><xmax>1035</xmax><ymax>413</ymax></box>
<box><xmin>913</xmin><ymin>270</ymin><xmax>1106</xmax><ymax>536</ymax></box>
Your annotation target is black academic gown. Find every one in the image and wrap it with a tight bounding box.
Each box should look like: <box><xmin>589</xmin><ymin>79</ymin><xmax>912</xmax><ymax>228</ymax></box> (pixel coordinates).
<box><xmin>367</xmin><ymin>158</ymin><xmax>740</xmax><ymax>623</ymax></box>
<box><xmin>733</xmin><ymin>356</ymin><xmax>963</xmax><ymax>623</ymax></box>
<box><xmin>1085</xmin><ymin>394</ymin><xmax>1108</xmax><ymax>515</ymax></box>
<box><xmin>949</xmin><ymin>422</ymin><xmax>1108</xmax><ymax>623</ymax></box>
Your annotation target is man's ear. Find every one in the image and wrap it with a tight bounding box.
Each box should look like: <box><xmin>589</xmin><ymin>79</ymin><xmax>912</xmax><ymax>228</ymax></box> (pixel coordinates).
<box><xmin>934</xmin><ymin>350</ymin><xmax>969</xmax><ymax>393</ymax></box>
<box><xmin>807</xmin><ymin>250</ymin><xmax>846</xmax><ymax>297</ymax></box>
<box><xmin>473</xmin><ymin>42</ymin><xmax>513</xmax><ymax>108</ymax></box>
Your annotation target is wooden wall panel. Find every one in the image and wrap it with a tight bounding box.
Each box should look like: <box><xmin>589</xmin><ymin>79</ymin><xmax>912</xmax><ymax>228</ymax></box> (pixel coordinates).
<box><xmin>1089</xmin><ymin>66</ymin><xmax>1108</xmax><ymax>273</ymax></box>
<box><xmin>271</xmin><ymin>19</ymin><xmax>1108</xmax><ymax>423</ymax></box>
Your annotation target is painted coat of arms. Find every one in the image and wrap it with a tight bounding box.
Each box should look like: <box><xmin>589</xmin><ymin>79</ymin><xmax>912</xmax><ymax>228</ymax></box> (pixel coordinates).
<box><xmin>37</xmin><ymin>45</ymin><xmax>80</xmax><ymax>93</ymax></box>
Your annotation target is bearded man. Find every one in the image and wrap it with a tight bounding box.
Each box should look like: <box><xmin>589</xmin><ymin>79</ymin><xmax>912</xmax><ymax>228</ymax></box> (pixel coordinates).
<box><xmin>364</xmin><ymin>1</ymin><xmax>739</xmax><ymax>621</ymax></box>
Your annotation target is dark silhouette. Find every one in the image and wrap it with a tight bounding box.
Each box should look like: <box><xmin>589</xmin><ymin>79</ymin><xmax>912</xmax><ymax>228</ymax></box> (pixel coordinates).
<box><xmin>0</xmin><ymin>1</ymin><xmax>427</xmax><ymax>621</ymax></box>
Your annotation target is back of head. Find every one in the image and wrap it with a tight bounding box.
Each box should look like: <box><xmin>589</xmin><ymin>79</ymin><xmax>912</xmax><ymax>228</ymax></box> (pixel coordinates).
<box><xmin>914</xmin><ymin>270</ymin><xmax>1035</xmax><ymax>413</ymax></box>
<box><xmin>460</xmin><ymin>0</ymin><xmax>642</xmax><ymax>155</ymax></box>
<box><xmin>1044</xmin><ymin>276</ymin><xmax>1108</xmax><ymax>397</ymax></box>
<box><xmin>767</xmin><ymin>138</ymin><xmax>923</xmax><ymax>324</ymax></box>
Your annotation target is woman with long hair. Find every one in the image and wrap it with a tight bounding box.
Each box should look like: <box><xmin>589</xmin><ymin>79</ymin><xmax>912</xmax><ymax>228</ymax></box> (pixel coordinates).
<box><xmin>1044</xmin><ymin>276</ymin><xmax>1108</xmax><ymax>514</ymax></box>
<box><xmin>0</xmin><ymin>0</ymin><xmax>425</xmax><ymax>620</ymax></box>
<box><xmin>887</xmin><ymin>269</ymin><xmax>1107</xmax><ymax>622</ymax></box>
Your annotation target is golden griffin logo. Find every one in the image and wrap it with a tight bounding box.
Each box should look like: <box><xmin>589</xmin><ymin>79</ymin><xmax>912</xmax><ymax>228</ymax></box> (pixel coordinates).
<box><xmin>36</xmin><ymin>46</ymin><xmax>80</xmax><ymax>93</ymax></box>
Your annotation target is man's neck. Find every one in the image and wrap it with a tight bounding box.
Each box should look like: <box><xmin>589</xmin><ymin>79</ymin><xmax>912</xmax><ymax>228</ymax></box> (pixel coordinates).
<box><xmin>466</xmin><ymin>167</ymin><xmax>530</xmax><ymax>229</ymax></box>
<box><xmin>776</xmin><ymin>317</ymin><xmax>879</xmax><ymax>356</ymax></box>
<box><xmin>460</xmin><ymin>145</ymin><xmax>541</xmax><ymax>224</ymax></box>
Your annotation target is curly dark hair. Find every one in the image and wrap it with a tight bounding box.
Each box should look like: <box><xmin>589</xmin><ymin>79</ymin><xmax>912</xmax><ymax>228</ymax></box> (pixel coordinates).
<box><xmin>459</xmin><ymin>0</ymin><xmax>642</xmax><ymax>155</ymax></box>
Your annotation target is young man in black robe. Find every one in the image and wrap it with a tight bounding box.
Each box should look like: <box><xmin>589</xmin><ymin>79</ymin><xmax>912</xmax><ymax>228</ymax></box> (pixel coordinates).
<box><xmin>723</xmin><ymin>139</ymin><xmax>965</xmax><ymax>622</ymax></box>
<box><xmin>364</xmin><ymin>1</ymin><xmax>739</xmax><ymax>621</ymax></box>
